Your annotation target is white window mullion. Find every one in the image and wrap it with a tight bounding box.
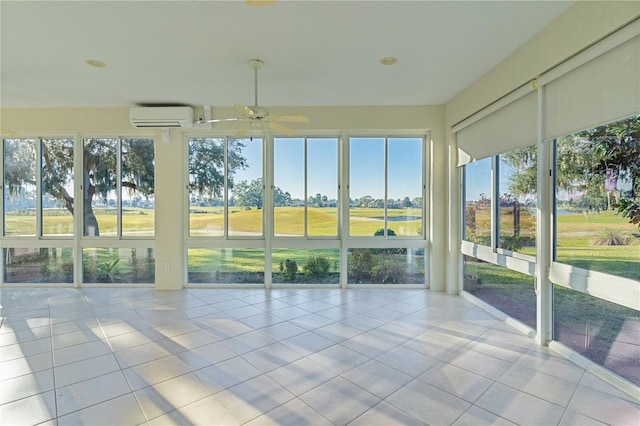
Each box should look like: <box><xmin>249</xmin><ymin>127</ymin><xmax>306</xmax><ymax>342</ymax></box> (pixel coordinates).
<box><xmin>303</xmin><ymin>137</ymin><xmax>308</xmax><ymax>237</ymax></box>
<box><xmin>536</xmin><ymin>88</ymin><xmax>553</xmax><ymax>346</ymax></box>
<box><xmin>74</xmin><ymin>133</ymin><xmax>83</xmax><ymax>287</ymax></box>
<box><xmin>340</xmin><ymin>133</ymin><xmax>349</xmax><ymax>289</ymax></box>
<box><xmin>35</xmin><ymin>138</ymin><xmax>43</xmax><ymax>237</ymax></box>
<box><xmin>116</xmin><ymin>137</ymin><xmax>123</xmax><ymax>238</ymax></box>
<box><xmin>264</xmin><ymin>134</ymin><xmax>272</xmax><ymax>289</ymax></box>
<box><xmin>384</xmin><ymin>137</ymin><xmax>389</xmax><ymax>236</ymax></box>
<box><xmin>491</xmin><ymin>156</ymin><xmax>498</xmax><ymax>250</ymax></box>
<box><xmin>224</xmin><ymin>137</ymin><xmax>229</xmax><ymax>237</ymax></box>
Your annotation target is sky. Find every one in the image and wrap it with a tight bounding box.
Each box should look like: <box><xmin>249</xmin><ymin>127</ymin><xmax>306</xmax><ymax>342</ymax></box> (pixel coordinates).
<box><xmin>233</xmin><ymin>136</ymin><xmax>424</xmax><ymax>200</ymax></box>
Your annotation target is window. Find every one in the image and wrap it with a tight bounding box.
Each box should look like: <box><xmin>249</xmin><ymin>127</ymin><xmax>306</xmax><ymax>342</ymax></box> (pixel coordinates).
<box><xmin>83</xmin><ymin>138</ymin><xmax>155</xmax><ymax>237</ymax></box>
<box><xmin>554</xmin><ymin>116</ymin><xmax>640</xmax><ymax>280</ymax></box>
<box><xmin>349</xmin><ymin>137</ymin><xmax>424</xmax><ymax>237</ymax></box>
<box><xmin>553</xmin><ymin>284</ymin><xmax>639</xmax><ymax>386</ymax></box>
<box><xmin>188</xmin><ymin>137</ymin><xmax>263</xmax><ymax>238</ymax></box>
<box><xmin>272</xmin><ymin>249</ymin><xmax>340</xmax><ymax>284</ymax></box>
<box><xmin>498</xmin><ymin>147</ymin><xmax>537</xmax><ymax>255</ymax></box>
<box><xmin>3</xmin><ymin>138</ymin><xmax>37</xmax><ymax>236</ymax></box>
<box><xmin>187</xmin><ymin>248</ymin><xmax>265</xmax><ymax>284</ymax></box>
<box><xmin>464</xmin><ymin>256</ymin><xmax>536</xmax><ymax>330</ymax></box>
<box><xmin>463</xmin><ymin>157</ymin><xmax>491</xmax><ymax>245</ymax></box>
<box><xmin>347</xmin><ymin>247</ymin><xmax>425</xmax><ymax>284</ymax></box>
<box><xmin>273</xmin><ymin>137</ymin><xmax>338</xmax><ymax>237</ymax></box>
<box><xmin>3</xmin><ymin>138</ymin><xmax>75</xmax><ymax>237</ymax></box>
<box><xmin>83</xmin><ymin>247</ymin><xmax>155</xmax><ymax>284</ymax></box>
<box><xmin>4</xmin><ymin>247</ymin><xmax>74</xmax><ymax>284</ymax></box>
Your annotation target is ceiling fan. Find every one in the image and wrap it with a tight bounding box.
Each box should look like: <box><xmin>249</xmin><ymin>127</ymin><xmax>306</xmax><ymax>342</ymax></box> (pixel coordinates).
<box><xmin>207</xmin><ymin>59</ymin><xmax>309</xmax><ymax>137</ymax></box>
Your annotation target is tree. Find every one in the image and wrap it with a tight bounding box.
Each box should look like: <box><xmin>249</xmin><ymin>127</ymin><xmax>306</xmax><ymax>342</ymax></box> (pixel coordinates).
<box><xmin>234</xmin><ymin>178</ymin><xmax>264</xmax><ymax>209</ymax></box>
<box><xmin>402</xmin><ymin>197</ymin><xmax>412</xmax><ymax>208</ymax></box>
<box><xmin>501</xmin><ymin>115</ymin><xmax>640</xmax><ymax>228</ymax></box>
<box><xmin>3</xmin><ymin>138</ymin><xmax>156</xmax><ymax>236</ymax></box>
<box><xmin>233</xmin><ymin>178</ymin><xmax>291</xmax><ymax>209</ymax></box>
<box><xmin>188</xmin><ymin>138</ymin><xmax>248</xmax><ymax>201</ymax></box>
<box><xmin>274</xmin><ymin>187</ymin><xmax>292</xmax><ymax>207</ymax></box>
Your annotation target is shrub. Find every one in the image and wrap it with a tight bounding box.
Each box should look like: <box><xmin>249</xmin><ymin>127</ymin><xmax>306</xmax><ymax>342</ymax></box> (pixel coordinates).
<box><xmin>280</xmin><ymin>258</ymin><xmax>298</xmax><ymax>281</ymax></box>
<box><xmin>303</xmin><ymin>255</ymin><xmax>331</xmax><ymax>278</ymax></box>
<box><xmin>591</xmin><ymin>228</ymin><xmax>636</xmax><ymax>246</ymax></box>
<box><xmin>348</xmin><ymin>249</ymin><xmax>376</xmax><ymax>281</ymax></box>
<box><xmin>374</xmin><ymin>228</ymin><xmax>396</xmax><ymax>236</ymax></box>
<box><xmin>372</xmin><ymin>260</ymin><xmax>406</xmax><ymax>284</ymax></box>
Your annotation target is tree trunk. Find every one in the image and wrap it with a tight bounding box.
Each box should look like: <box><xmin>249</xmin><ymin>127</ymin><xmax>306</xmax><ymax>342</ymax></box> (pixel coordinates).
<box><xmin>83</xmin><ymin>169</ymin><xmax>100</xmax><ymax>236</ymax></box>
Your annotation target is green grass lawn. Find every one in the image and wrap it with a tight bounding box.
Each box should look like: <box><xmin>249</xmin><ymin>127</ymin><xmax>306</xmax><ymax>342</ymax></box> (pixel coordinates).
<box><xmin>5</xmin><ymin>207</ymin><xmax>638</xmax><ymax>280</ymax></box>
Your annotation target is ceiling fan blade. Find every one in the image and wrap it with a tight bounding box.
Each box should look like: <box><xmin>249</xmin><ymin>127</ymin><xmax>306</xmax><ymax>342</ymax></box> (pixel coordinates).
<box><xmin>206</xmin><ymin>118</ymin><xmax>240</xmax><ymax>123</ymax></box>
<box><xmin>270</xmin><ymin>115</ymin><xmax>310</xmax><ymax>123</ymax></box>
<box><xmin>267</xmin><ymin>121</ymin><xmax>298</xmax><ymax>136</ymax></box>
<box><xmin>234</xmin><ymin>103</ymin><xmax>255</xmax><ymax>117</ymax></box>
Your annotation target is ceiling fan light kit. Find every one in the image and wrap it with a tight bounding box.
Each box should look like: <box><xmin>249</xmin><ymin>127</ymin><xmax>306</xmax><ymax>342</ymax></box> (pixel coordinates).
<box><xmin>207</xmin><ymin>59</ymin><xmax>309</xmax><ymax>137</ymax></box>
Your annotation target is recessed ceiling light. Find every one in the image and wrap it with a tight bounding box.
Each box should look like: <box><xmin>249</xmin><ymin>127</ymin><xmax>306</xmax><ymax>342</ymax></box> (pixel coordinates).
<box><xmin>380</xmin><ymin>57</ymin><xmax>398</xmax><ymax>66</ymax></box>
<box><xmin>86</xmin><ymin>59</ymin><xmax>107</xmax><ymax>68</ymax></box>
<box><xmin>245</xmin><ymin>0</ymin><xmax>277</xmax><ymax>6</ymax></box>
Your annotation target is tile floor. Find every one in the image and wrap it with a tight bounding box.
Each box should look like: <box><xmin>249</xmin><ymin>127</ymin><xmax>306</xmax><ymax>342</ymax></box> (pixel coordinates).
<box><xmin>0</xmin><ymin>287</ymin><xmax>638</xmax><ymax>426</ymax></box>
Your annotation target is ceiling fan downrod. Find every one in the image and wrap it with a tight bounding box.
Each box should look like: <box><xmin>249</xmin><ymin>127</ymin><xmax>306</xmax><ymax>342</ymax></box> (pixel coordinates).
<box><xmin>248</xmin><ymin>59</ymin><xmax>263</xmax><ymax>108</ymax></box>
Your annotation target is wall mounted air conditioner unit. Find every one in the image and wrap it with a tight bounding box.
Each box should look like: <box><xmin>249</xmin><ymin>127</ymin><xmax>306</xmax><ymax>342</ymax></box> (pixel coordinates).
<box><xmin>129</xmin><ymin>106</ymin><xmax>194</xmax><ymax>128</ymax></box>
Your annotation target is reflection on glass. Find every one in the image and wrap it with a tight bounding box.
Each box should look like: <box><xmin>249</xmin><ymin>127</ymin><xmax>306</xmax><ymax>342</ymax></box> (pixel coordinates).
<box><xmin>83</xmin><ymin>247</ymin><xmax>155</xmax><ymax>284</ymax></box>
<box><xmin>463</xmin><ymin>157</ymin><xmax>492</xmax><ymax>245</ymax></box>
<box><xmin>4</xmin><ymin>247</ymin><xmax>74</xmax><ymax>284</ymax></box>
<box><xmin>388</xmin><ymin>137</ymin><xmax>423</xmax><ymax>236</ymax></box>
<box><xmin>350</xmin><ymin>138</ymin><xmax>385</xmax><ymax>236</ymax></box>
<box><xmin>122</xmin><ymin>139</ymin><xmax>155</xmax><ymax>237</ymax></box>
<box><xmin>463</xmin><ymin>256</ymin><xmax>536</xmax><ymax>330</ymax></box>
<box><xmin>554</xmin><ymin>116</ymin><xmax>640</xmax><ymax>281</ymax></box>
<box><xmin>228</xmin><ymin>138</ymin><xmax>263</xmax><ymax>237</ymax></box>
<box><xmin>274</xmin><ymin>138</ymin><xmax>304</xmax><ymax>236</ymax></box>
<box><xmin>307</xmin><ymin>138</ymin><xmax>338</xmax><ymax>237</ymax></box>
<box><xmin>188</xmin><ymin>138</ymin><xmax>226</xmax><ymax>237</ymax></box>
<box><xmin>83</xmin><ymin>138</ymin><xmax>117</xmax><ymax>236</ymax></box>
<box><xmin>347</xmin><ymin>247</ymin><xmax>425</xmax><ymax>284</ymax></box>
<box><xmin>498</xmin><ymin>147</ymin><xmax>537</xmax><ymax>255</ymax></box>
<box><xmin>4</xmin><ymin>139</ymin><xmax>37</xmax><ymax>236</ymax></box>
<box><xmin>188</xmin><ymin>248</ymin><xmax>265</xmax><ymax>284</ymax></box>
<box><xmin>272</xmin><ymin>249</ymin><xmax>340</xmax><ymax>284</ymax></box>
<box><xmin>554</xmin><ymin>285</ymin><xmax>639</xmax><ymax>386</ymax></box>
<box><xmin>42</xmin><ymin>138</ymin><xmax>74</xmax><ymax>236</ymax></box>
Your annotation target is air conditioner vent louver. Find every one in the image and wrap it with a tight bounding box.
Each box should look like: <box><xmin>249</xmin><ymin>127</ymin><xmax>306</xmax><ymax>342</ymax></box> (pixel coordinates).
<box><xmin>129</xmin><ymin>107</ymin><xmax>194</xmax><ymax>128</ymax></box>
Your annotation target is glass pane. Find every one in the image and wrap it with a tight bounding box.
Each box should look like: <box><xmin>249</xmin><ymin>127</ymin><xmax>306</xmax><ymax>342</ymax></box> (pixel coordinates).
<box><xmin>307</xmin><ymin>138</ymin><xmax>338</xmax><ymax>237</ymax></box>
<box><xmin>83</xmin><ymin>138</ymin><xmax>117</xmax><ymax>236</ymax></box>
<box><xmin>388</xmin><ymin>137</ymin><xmax>423</xmax><ymax>237</ymax></box>
<box><xmin>4</xmin><ymin>138</ymin><xmax>36</xmax><ymax>236</ymax></box>
<box><xmin>464</xmin><ymin>256</ymin><xmax>536</xmax><ymax>330</ymax></box>
<box><xmin>498</xmin><ymin>147</ymin><xmax>537</xmax><ymax>255</ymax></box>
<box><xmin>272</xmin><ymin>249</ymin><xmax>340</xmax><ymax>284</ymax></box>
<box><xmin>350</xmin><ymin>137</ymin><xmax>385</xmax><ymax>236</ymax></box>
<box><xmin>228</xmin><ymin>138</ymin><xmax>263</xmax><ymax>237</ymax></box>
<box><xmin>463</xmin><ymin>157</ymin><xmax>492</xmax><ymax>245</ymax></box>
<box><xmin>41</xmin><ymin>138</ymin><xmax>74</xmax><ymax>236</ymax></box>
<box><xmin>554</xmin><ymin>116</ymin><xmax>640</xmax><ymax>281</ymax></box>
<box><xmin>83</xmin><ymin>247</ymin><xmax>155</xmax><ymax>284</ymax></box>
<box><xmin>274</xmin><ymin>138</ymin><xmax>304</xmax><ymax>237</ymax></box>
<box><xmin>554</xmin><ymin>285</ymin><xmax>639</xmax><ymax>386</ymax></box>
<box><xmin>188</xmin><ymin>248</ymin><xmax>264</xmax><ymax>284</ymax></box>
<box><xmin>122</xmin><ymin>138</ymin><xmax>155</xmax><ymax>237</ymax></box>
<box><xmin>4</xmin><ymin>247</ymin><xmax>73</xmax><ymax>284</ymax></box>
<box><xmin>347</xmin><ymin>247</ymin><xmax>425</xmax><ymax>284</ymax></box>
<box><xmin>188</xmin><ymin>137</ymin><xmax>225</xmax><ymax>237</ymax></box>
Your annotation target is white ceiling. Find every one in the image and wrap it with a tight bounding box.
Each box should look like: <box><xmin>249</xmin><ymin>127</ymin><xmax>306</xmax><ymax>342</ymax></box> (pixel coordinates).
<box><xmin>1</xmin><ymin>0</ymin><xmax>575</xmax><ymax>109</ymax></box>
